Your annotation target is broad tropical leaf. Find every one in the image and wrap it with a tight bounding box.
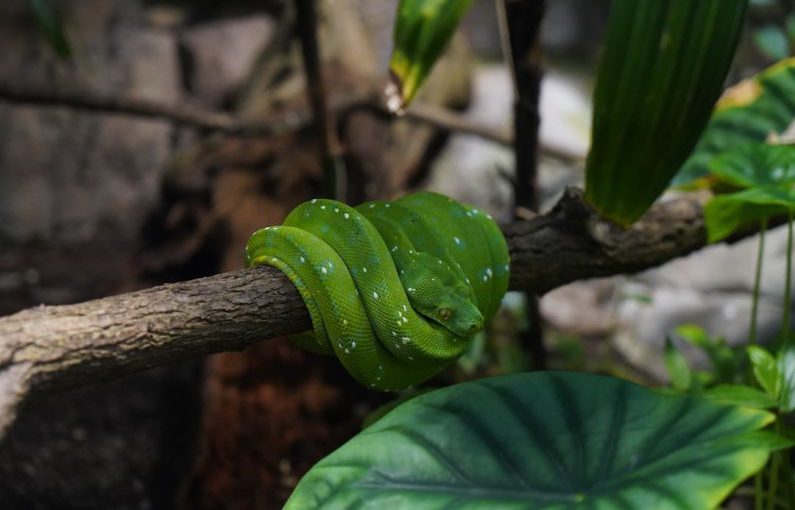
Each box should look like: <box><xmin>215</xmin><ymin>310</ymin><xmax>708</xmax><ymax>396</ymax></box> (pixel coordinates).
<box><xmin>674</xmin><ymin>58</ymin><xmax>795</xmax><ymax>187</ymax></box>
<box><xmin>585</xmin><ymin>0</ymin><xmax>748</xmax><ymax>225</ymax></box>
<box><xmin>704</xmin><ymin>187</ymin><xmax>795</xmax><ymax>242</ymax></box>
<box><xmin>286</xmin><ymin>372</ymin><xmax>787</xmax><ymax>509</ymax></box>
<box><xmin>708</xmin><ymin>142</ymin><xmax>795</xmax><ymax>189</ymax></box>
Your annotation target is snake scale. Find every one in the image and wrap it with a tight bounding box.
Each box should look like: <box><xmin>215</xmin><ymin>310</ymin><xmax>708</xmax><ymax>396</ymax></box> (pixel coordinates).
<box><xmin>245</xmin><ymin>192</ymin><xmax>509</xmax><ymax>391</ymax></box>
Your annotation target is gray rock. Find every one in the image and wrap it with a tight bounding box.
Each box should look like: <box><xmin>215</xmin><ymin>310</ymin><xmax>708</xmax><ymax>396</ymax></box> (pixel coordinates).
<box><xmin>180</xmin><ymin>16</ymin><xmax>276</xmax><ymax>107</ymax></box>
<box><xmin>0</xmin><ymin>1</ymin><xmax>179</xmax><ymax>243</ymax></box>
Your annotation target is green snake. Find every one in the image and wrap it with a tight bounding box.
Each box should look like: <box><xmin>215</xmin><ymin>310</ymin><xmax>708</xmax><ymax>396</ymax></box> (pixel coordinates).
<box><xmin>245</xmin><ymin>192</ymin><xmax>509</xmax><ymax>391</ymax></box>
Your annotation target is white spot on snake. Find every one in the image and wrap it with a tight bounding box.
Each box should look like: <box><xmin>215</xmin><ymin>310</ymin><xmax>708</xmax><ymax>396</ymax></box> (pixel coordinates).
<box><xmin>321</xmin><ymin>267</ymin><xmax>327</xmax><ymax>274</ymax></box>
<box><xmin>373</xmin><ymin>291</ymin><xmax>379</xmax><ymax>299</ymax></box>
<box><xmin>300</xmin><ymin>256</ymin><xmax>306</xmax><ymax>263</ymax></box>
<box><xmin>401</xmin><ymin>336</ymin><xmax>410</xmax><ymax>344</ymax></box>
<box><xmin>402</xmin><ymin>317</ymin><xmax>408</xmax><ymax>323</ymax></box>
<box><xmin>343</xmin><ymin>319</ymin><xmax>348</xmax><ymax>326</ymax></box>
<box><xmin>378</xmin><ymin>365</ymin><xmax>383</xmax><ymax>371</ymax></box>
<box><xmin>391</xmin><ymin>246</ymin><xmax>398</xmax><ymax>252</ymax></box>
<box><xmin>385</xmin><ymin>204</ymin><xmax>391</xmax><ymax>208</ymax></box>
<box><xmin>320</xmin><ymin>205</ymin><xmax>326</xmax><ymax>210</ymax></box>
<box><xmin>454</xmin><ymin>237</ymin><xmax>461</xmax><ymax>245</ymax></box>
<box><xmin>368</xmin><ymin>203</ymin><xmax>376</xmax><ymax>208</ymax></box>
<box><xmin>437</xmin><ymin>259</ymin><xmax>442</xmax><ymax>264</ymax></box>
<box><xmin>487</xmin><ymin>213</ymin><xmax>493</xmax><ymax>220</ymax></box>
<box><xmin>487</xmin><ymin>268</ymin><xmax>493</xmax><ymax>277</ymax></box>
<box><xmin>483</xmin><ymin>275</ymin><xmax>488</xmax><ymax>282</ymax></box>
<box><xmin>473</xmin><ymin>209</ymin><xmax>479</xmax><ymax>214</ymax></box>
<box><xmin>311</xmin><ymin>199</ymin><xmax>317</xmax><ymax>204</ymax></box>
<box><xmin>465</xmin><ymin>278</ymin><xmax>470</xmax><ymax>284</ymax></box>
<box><xmin>334</xmin><ymin>208</ymin><xmax>339</xmax><ymax>213</ymax></box>
<box><xmin>344</xmin><ymin>348</ymin><xmax>350</xmax><ymax>354</ymax></box>
<box><xmin>344</xmin><ymin>213</ymin><xmax>350</xmax><ymax>219</ymax></box>
<box><xmin>407</xmin><ymin>287</ymin><xmax>415</xmax><ymax>293</ymax></box>
<box><xmin>392</xmin><ymin>331</ymin><xmax>397</xmax><ymax>336</ymax></box>
<box><xmin>351</xmin><ymin>341</ymin><xmax>356</xmax><ymax>349</ymax></box>
<box><xmin>402</xmin><ymin>305</ymin><xmax>408</xmax><ymax>312</ymax></box>
<box><xmin>362</xmin><ymin>267</ymin><xmax>367</xmax><ymax>273</ymax></box>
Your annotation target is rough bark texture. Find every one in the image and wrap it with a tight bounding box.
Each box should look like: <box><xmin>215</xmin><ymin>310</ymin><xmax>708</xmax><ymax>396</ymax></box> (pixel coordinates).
<box><xmin>0</xmin><ymin>190</ymin><xmax>708</xmax><ymax>439</ymax></box>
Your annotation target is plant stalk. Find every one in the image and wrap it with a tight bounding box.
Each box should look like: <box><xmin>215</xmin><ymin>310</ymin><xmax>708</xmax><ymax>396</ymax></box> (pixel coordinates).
<box><xmin>782</xmin><ymin>213</ymin><xmax>794</xmax><ymax>346</ymax></box>
<box><xmin>750</xmin><ymin>219</ymin><xmax>768</xmax><ymax>344</ymax></box>
<box><xmin>295</xmin><ymin>0</ymin><xmax>346</xmax><ymax>200</ymax></box>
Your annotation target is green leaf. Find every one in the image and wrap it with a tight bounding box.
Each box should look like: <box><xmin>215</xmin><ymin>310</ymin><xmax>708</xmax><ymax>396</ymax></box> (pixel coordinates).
<box><xmin>755</xmin><ymin>25</ymin><xmax>791</xmax><ymax>61</ymax></box>
<box><xmin>286</xmin><ymin>372</ymin><xmax>780</xmax><ymax>509</ymax></box>
<box><xmin>708</xmin><ymin>142</ymin><xmax>795</xmax><ymax>189</ymax></box>
<box><xmin>779</xmin><ymin>345</ymin><xmax>795</xmax><ymax>412</ymax></box>
<box><xmin>748</xmin><ymin>345</ymin><xmax>783</xmax><ymax>399</ymax></box>
<box><xmin>388</xmin><ymin>0</ymin><xmax>474</xmax><ymax>111</ymax></box>
<box><xmin>703</xmin><ymin>384</ymin><xmax>779</xmax><ymax>409</ymax></box>
<box><xmin>704</xmin><ymin>187</ymin><xmax>795</xmax><ymax>243</ymax></box>
<box><xmin>584</xmin><ymin>0</ymin><xmax>748</xmax><ymax>225</ymax></box>
<box><xmin>28</xmin><ymin>0</ymin><xmax>72</xmax><ymax>58</ymax></box>
<box><xmin>674</xmin><ymin>58</ymin><xmax>795</xmax><ymax>187</ymax></box>
<box><xmin>664</xmin><ymin>336</ymin><xmax>693</xmax><ymax>390</ymax></box>
<box><xmin>674</xmin><ymin>324</ymin><xmax>742</xmax><ymax>383</ymax></box>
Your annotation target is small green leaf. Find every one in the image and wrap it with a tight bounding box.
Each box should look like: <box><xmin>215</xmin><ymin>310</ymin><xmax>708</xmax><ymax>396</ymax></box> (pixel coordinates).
<box><xmin>779</xmin><ymin>345</ymin><xmax>795</xmax><ymax>412</ymax></box>
<box><xmin>704</xmin><ymin>188</ymin><xmax>795</xmax><ymax>243</ymax></box>
<box><xmin>703</xmin><ymin>384</ymin><xmax>779</xmax><ymax>409</ymax></box>
<box><xmin>754</xmin><ymin>25</ymin><xmax>791</xmax><ymax>61</ymax></box>
<box><xmin>286</xmin><ymin>372</ymin><xmax>781</xmax><ymax>509</ymax></box>
<box><xmin>674</xmin><ymin>325</ymin><xmax>742</xmax><ymax>383</ymax></box>
<box><xmin>584</xmin><ymin>0</ymin><xmax>748</xmax><ymax>225</ymax></box>
<box><xmin>664</xmin><ymin>336</ymin><xmax>693</xmax><ymax>390</ymax></box>
<box><xmin>388</xmin><ymin>0</ymin><xmax>473</xmax><ymax>110</ymax></box>
<box><xmin>748</xmin><ymin>345</ymin><xmax>783</xmax><ymax>399</ymax></box>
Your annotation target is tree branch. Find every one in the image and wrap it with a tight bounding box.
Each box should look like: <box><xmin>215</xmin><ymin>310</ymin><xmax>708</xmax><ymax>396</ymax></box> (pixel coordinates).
<box><xmin>0</xmin><ymin>82</ymin><xmax>581</xmax><ymax>161</ymax></box>
<box><xmin>0</xmin><ymin>190</ymin><xmax>711</xmax><ymax>439</ymax></box>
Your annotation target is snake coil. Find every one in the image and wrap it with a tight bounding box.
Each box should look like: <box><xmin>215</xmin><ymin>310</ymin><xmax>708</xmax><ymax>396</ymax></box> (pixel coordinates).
<box><xmin>246</xmin><ymin>192</ymin><xmax>509</xmax><ymax>390</ymax></box>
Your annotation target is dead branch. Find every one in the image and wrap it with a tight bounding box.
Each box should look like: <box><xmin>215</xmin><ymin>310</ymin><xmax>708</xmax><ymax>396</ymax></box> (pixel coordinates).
<box><xmin>0</xmin><ymin>82</ymin><xmax>581</xmax><ymax>161</ymax></box>
<box><xmin>0</xmin><ymin>190</ymin><xmax>711</xmax><ymax>439</ymax></box>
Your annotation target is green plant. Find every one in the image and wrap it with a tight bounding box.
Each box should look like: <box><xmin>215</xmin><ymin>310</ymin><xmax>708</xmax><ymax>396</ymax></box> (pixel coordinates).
<box><xmin>265</xmin><ymin>1</ymin><xmax>795</xmax><ymax>507</ymax></box>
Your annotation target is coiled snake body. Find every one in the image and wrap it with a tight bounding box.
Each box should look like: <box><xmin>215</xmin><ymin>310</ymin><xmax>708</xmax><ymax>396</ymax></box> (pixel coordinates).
<box><xmin>246</xmin><ymin>192</ymin><xmax>509</xmax><ymax>390</ymax></box>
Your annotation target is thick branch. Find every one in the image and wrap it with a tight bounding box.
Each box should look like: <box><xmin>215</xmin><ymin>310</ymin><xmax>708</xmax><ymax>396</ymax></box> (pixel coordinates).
<box><xmin>0</xmin><ymin>191</ymin><xmax>709</xmax><ymax>438</ymax></box>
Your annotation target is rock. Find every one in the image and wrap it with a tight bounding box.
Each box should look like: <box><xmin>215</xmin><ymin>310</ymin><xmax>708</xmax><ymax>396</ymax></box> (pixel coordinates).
<box><xmin>424</xmin><ymin>65</ymin><xmax>590</xmax><ymax>219</ymax></box>
<box><xmin>0</xmin><ymin>106</ymin><xmax>172</xmax><ymax>243</ymax></box>
<box><xmin>180</xmin><ymin>16</ymin><xmax>276</xmax><ymax>107</ymax></box>
<box><xmin>612</xmin><ymin>226</ymin><xmax>793</xmax><ymax>380</ymax></box>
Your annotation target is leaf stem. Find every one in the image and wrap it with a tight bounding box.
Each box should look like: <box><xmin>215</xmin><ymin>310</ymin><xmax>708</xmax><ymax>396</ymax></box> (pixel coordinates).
<box><xmin>755</xmin><ymin>468</ymin><xmax>764</xmax><ymax>510</ymax></box>
<box><xmin>782</xmin><ymin>212</ymin><xmax>794</xmax><ymax>347</ymax></box>
<box><xmin>766</xmin><ymin>452</ymin><xmax>780</xmax><ymax>510</ymax></box>
<box><xmin>750</xmin><ymin>219</ymin><xmax>768</xmax><ymax>344</ymax></box>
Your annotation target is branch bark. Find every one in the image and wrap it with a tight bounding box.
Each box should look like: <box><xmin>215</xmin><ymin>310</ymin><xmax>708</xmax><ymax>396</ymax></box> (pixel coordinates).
<box><xmin>0</xmin><ymin>190</ymin><xmax>708</xmax><ymax>439</ymax></box>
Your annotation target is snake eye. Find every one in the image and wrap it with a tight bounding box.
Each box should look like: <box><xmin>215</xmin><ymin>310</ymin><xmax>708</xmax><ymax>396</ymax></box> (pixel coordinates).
<box><xmin>439</xmin><ymin>308</ymin><xmax>452</xmax><ymax>321</ymax></box>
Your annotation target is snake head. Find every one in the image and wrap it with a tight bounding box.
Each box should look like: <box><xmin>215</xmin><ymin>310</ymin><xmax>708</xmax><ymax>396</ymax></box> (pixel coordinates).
<box><xmin>399</xmin><ymin>252</ymin><xmax>484</xmax><ymax>338</ymax></box>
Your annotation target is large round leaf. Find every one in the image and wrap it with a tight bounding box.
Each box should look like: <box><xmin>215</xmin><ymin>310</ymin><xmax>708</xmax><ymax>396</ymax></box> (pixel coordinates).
<box><xmin>286</xmin><ymin>372</ymin><xmax>784</xmax><ymax>509</ymax></box>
